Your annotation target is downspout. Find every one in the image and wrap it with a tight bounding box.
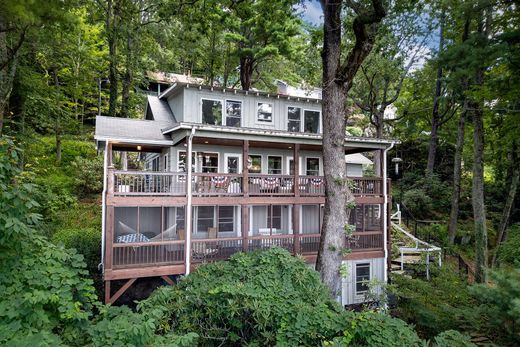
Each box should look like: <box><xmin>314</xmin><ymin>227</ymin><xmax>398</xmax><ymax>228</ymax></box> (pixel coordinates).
<box><xmin>185</xmin><ymin>128</ymin><xmax>196</xmax><ymax>275</ymax></box>
<box><xmin>382</xmin><ymin>141</ymin><xmax>395</xmax><ymax>283</ymax></box>
<box><xmin>98</xmin><ymin>141</ymin><xmax>109</xmax><ymax>271</ymax></box>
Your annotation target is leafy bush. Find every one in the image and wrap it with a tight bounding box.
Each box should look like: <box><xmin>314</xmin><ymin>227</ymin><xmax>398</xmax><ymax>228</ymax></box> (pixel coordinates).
<box><xmin>469</xmin><ymin>268</ymin><xmax>520</xmax><ymax>345</ymax></box>
<box><xmin>433</xmin><ymin>330</ymin><xmax>476</xmax><ymax>347</ymax></box>
<box><xmin>497</xmin><ymin>223</ymin><xmax>520</xmax><ymax>265</ymax></box>
<box><xmin>71</xmin><ymin>156</ymin><xmax>103</xmax><ymax>197</ymax></box>
<box><xmin>403</xmin><ymin>188</ymin><xmax>433</xmax><ymax>218</ymax></box>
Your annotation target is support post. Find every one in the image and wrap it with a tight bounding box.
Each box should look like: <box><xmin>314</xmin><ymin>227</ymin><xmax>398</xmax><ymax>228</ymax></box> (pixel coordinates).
<box><xmin>185</xmin><ymin>129</ymin><xmax>195</xmax><ymax>274</ymax></box>
<box><xmin>293</xmin><ymin>144</ymin><xmax>300</xmax><ymax>197</ymax></box>
<box><xmin>105</xmin><ymin>206</ymin><xmax>114</xmax><ymax>271</ymax></box>
<box><xmin>242</xmin><ymin>205</ymin><xmax>249</xmax><ymax>252</ymax></box>
<box><xmin>104</xmin><ymin>280</ymin><xmax>111</xmax><ymax>304</ymax></box>
<box><xmin>242</xmin><ymin>140</ymin><xmax>249</xmax><ymax>197</ymax></box>
<box><xmin>293</xmin><ymin>204</ymin><xmax>300</xmax><ymax>254</ymax></box>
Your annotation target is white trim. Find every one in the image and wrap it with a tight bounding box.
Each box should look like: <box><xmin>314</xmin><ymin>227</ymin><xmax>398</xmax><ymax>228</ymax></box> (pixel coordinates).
<box><xmin>303</xmin><ymin>109</ymin><xmax>322</xmax><ymax>134</ymax></box>
<box><xmin>354</xmin><ymin>261</ymin><xmax>372</xmax><ymax>296</ymax></box>
<box><xmin>304</xmin><ymin>156</ymin><xmax>322</xmax><ymax>176</ymax></box>
<box><xmin>255</xmin><ymin>101</ymin><xmax>274</xmax><ymax>124</ymax></box>
<box><xmin>224</xmin><ymin>153</ymin><xmax>242</xmax><ymax>174</ymax></box>
<box><xmin>95</xmin><ymin>136</ymin><xmax>173</xmax><ymax>146</ymax></box>
<box><xmin>248</xmin><ymin>153</ymin><xmax>263</xmax><ymax>174</ymax></box>
<box><xmin>286</xmin><ymin>105</ymin><xmax>302</xmax><ymax>132</ymax></box>
<box><xmin>197</xmin><ymin>151</ymin><xmax>220</xmax><ymax>173</ymax></box>
<box><xmin>200</xmin><ymin>97</ymin><xmax>224</xmax><ymax>125</ymax></box>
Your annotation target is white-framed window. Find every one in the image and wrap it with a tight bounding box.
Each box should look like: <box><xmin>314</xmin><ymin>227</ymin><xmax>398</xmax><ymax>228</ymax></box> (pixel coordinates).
<box><xmin>177</xmin><ymin>150</ymin><xmax>196</xmax><ymax>172</ymax></box>
<box><xmin>287</xmin><ymin>106</ymin><xmax>301</xmax><ymax>132</ymax></box>
<box><xmin>256</xmin><ymin>102</ymin><xmax>273</xmax><ymax>123</ymax></box>
<box><xmin>225</xmin><ymin>100</ymin><xmax>242</xmax><ymax>127</ymax></box>
<box><xmin>267</xmin><ymin>156</ymin><xmax>282</xmax><ymax>175</ymax></box>
<box><xmin>355</xmin><ymin>263</ymin><xmax>371</xmax><ymax>294</ymax></box>
<box><xmin>196</xmin><ymin>206</ymin><xmax>215</xmax><ymax>233</ymax></box>
<box><xmin>267</xmin><ymin>205</ymin><xmax>282</xmax><ymax>230</ymax></box>
<box><xmin>303</xmin><ymin>110</ymin><xmax>321</xmax><ymax>133</ymax></box>
<box><xmin>218</xmin><ymin>206</ymin><xmax>235</xmax><ymax>233</ymax></box>
<box><xmin>149</xmin><ymin>156</ymin><xmax>160</xmax><ymax>171</ymax></box>
<box><xmin>248</xmin><ymin>155</ymin><xmax>262</xmax><ymax>173</ymax></box>
<box><xmin>305</xmin><ymin>157</ymin><xmax>320</xmax><ymax>176</ymax></box>
<box><xmin>224</xmin><ymin>154</ymin><xmax>242</xmax><ymax>174</ymax></box>
<box><xmin>201</xmin><ymin>98</ymin><xmax>223</xmax><ymax>125</ymax></box>
<box><xmin>163</xmin><ymin>154</ymin><xmax>169</xmax><ymax>171</ymax></box>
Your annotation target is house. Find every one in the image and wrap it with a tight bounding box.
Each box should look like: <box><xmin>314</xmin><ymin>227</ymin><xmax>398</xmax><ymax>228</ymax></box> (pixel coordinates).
<box><xmin>95</xmin><ymin>82</ymin><xmax>395</xmax><ymax>305</ymax></box>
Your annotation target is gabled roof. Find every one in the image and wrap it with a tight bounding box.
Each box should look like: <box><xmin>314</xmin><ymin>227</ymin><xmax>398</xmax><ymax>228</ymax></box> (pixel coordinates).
<box><xmin>345</xmin><ymin>153</ymin><xmax>373</xmax><ymax>165</ymax></box>
<box><xmin>94</xmin><ymin>116</ymin><xmax>173</xmax><ymax>145</ymax></box>
<box><xmin>145</xmin><ymin>95</ymin><xmax>177</xmax><ymax>123</ymax></box>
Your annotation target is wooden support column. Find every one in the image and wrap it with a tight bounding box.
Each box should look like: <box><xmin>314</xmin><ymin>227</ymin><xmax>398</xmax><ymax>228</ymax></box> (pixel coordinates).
<box><xmin>242</xmin><ymin>140</ymin><xmax>249</xmax><ymax>252</ymax></box>
<box><xmin>293</xmin><ymin>144</ymin><xmax>300</xmax><ymax>197</ymax></box>
<box><xmin>293</xmin><ymin>204</ymin><xmax>300</xmax><ymax>254</ymax></box>
<box><xmin>105</xmin><ymin>205</ymin><xmax>114</xmax><ymax>271</ymax></box>
<box><xmin>387</xmin><ymin>178</ymin><xmax>392</xmax><ymax>272</ymax></box>
<box><xmin>104</xmin><ymin>280</ymin><xmax>111</xmax><ymax>304</ymax></box>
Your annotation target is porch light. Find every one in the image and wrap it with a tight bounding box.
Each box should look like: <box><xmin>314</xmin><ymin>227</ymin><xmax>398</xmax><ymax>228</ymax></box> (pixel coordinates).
<box><xmin>137</xmin><ymin>145</ymin><xmax>142</xmax><ymax>151</ymax></box>
<box><xmin>204</xmin><ymin>141</ymin><xmax>209</xmax><ymax>144</ymax></box>
<box><xmin>392</xmin><ymin>157</ymin><xmax>403</xmax><ymax>175</ymax></box>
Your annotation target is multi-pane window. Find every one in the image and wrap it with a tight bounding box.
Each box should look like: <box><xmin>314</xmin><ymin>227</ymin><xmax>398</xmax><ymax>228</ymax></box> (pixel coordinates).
<box><xmin>226</xmin><ymin>156</ymin><xmax>240</xmax><ymax>174</ymax></box>
<box><xmin>175</xmin><ymin>206</ymin><xmax>185</xmax><ymax>230</ymax></box>
<box><xmin>287</xmin><ymin>106</ymin><xmax>301</xmax><ymax>132</ymax></box>
<box><xmin>199</xmin><ymin>152</ymin><xmax>219</xmax><ymax>173</ymax></box>
<box><xmin>304</xmin><ymin>110</ymin><xmax>320</xmax><ymax>133</ymax></box>
<box><xmin>268</xmin><ymin>156</ymin><xmax>282</xmax><ymax>175</ymax></box>
<box><xmin>178</xmin><ymin>151</ymin><xmax>196</xmax><ymax>172</ymax></box>
<box><xmin>306</xmin><ymin>158</ymin><xmax>320</xmax><ymax>176</ymax></box>
<box><xmin>257</xmin><ymin>102</ymin><xmax>273</xmax><ymax>123</ymax></box>
<box><xmin>225</xmin><ymin>100</ymin><xmax>242</xmax><ymax>127</ymax></box>
<box><xmin>218</xmin><ymin>206</ymin><xmax>234</xmax><ymax>232</ymax></box>
<box><xmin>248</xmin><ymin>155</ymin><xmax>262</xmax><ymax>173</ymax></box>
<box><xmin>202</xmin><ymin>99</ymin><xmax>222</xmax><ymax>125</ymax></box>
<box><xmin>196</xmin><ymin>206</ymin><xmax>215</xmax><ymax>233</ymax></box>
<box><xmin>267</xmin><ymin>205</ymin><xmax>282</xmax><ymax>230</ymax></box>
<box><xmin>355</xmin><ymin>263</ymin><xmax>371</xmax><ymax>293</ymax></box>
<box><xmin>288</xmin><ymin>159</ymin><xmax>295</xmax><ymax>175</ymax></box>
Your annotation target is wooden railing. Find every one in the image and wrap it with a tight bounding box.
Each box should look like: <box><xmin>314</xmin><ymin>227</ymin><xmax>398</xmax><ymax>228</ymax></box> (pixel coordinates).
<box><xmin>191</xmin><ymin>237</ymin><xmax>243</xmax><ymax>262</ymax></box>
<box><xmin>110</xmin><ymin>170</ymin><xmax>385</xmax><ymax>198</ymax></box>
<box><xmin>112</xmin><ymin>170</ymin><xmax>186</xmax><ymax>195</ymax></box>
<box><xmin>112</xmin><ymin>240</ymin><xmax>184</xmax><ymax>268</ymax></box>
<box><xmin>346</xmin><ymin>232</ymin><xmax>384</xmax><ymax>251</ymax></box>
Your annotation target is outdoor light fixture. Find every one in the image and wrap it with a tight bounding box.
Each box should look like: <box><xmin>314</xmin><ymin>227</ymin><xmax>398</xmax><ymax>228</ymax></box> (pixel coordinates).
<box><xmin>137</xmin><ymin>145</ymin><xmax>142</xmax><ymax>151</ymax></box>
<box><xmin>392</xmin><ymin>157</ymin><xmax>403</xmax><ymax>175</ymax></box>
<box><xmin>204</xmin><ymin>141</ymin><xmax>209</xmax><ymax>144</ymax></box>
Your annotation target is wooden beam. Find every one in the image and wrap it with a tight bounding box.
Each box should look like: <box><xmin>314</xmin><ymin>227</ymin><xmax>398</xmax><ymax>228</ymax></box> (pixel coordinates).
<box><xmin>108</xmin><ymin>278</ymin><xmax>136</xmax><ymax>304</ymax></box>
<box><xmin>293</xmin><ymin>204</ymin><xmax>300</xmax><ymax>254</ymax></box>
<box><xmin>242</xmin><ymin>140</ymin><xmax>249</xmax><ymax>197</ymax></box>
<box><xmin>104</xmin><ymin>280</ymin><xmax>111</xmax><ymax>304</ymax></box>
<box><xmin>161</xmin><ymin>275</ymin><xmax>175</xmax><ymax>286</ymax></box>
<box><xmin>104</xmin><ymin>264</ymin><xmax>186</xmax><ymax>280</ymax></box>
<box><xmin>105</xmin><ymin>206</ymin><xmax>114</xmax><ymax>271</ymax></box>
<box><xmin>294</xmin><ymin>144</ymin><xmax>300</xmax><ymax>197</ymax></box>
<box><xmin>242</xmin><ymin>205</ymin><xmax>249</xmax><ymax>252</ymax></box>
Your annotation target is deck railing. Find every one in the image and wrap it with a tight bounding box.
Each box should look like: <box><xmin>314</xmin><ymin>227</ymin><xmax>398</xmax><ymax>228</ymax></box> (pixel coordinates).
<box><xmin>110</xmin><ymin>170</ymin><xmax>385</xmax><ymax>198</ymax></box>
<box><xmin>112</xmin><ymin>240</ymin><xmax>184</xmax><ymax>268</ymax></box>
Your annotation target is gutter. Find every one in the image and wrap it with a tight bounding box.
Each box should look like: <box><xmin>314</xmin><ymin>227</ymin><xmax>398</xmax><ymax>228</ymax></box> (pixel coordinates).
<box><xmin>382</xmin><ymin>141</ymin><xmax>395</xmax><ymax>283</ymax></box>
<box><xmin>185</xmin><ymin>127</ymin><xmax>196</xmax><ymax>275</ymax></box>
<box><xmin>98</xmin><ymin>141</ymin><xmax>109</xmax><ymax>272</ymax></box>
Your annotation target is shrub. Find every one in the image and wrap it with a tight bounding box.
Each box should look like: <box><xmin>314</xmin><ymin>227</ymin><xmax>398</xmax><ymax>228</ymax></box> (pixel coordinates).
<box><xmin>433</xmin><ymin>330</ymin><xmax>476</xmax><ymax>347</ymax></box>
<box><xmin>497</xmin><ymin>223</ymin><xmax>520</xmax><ymax>265</ymax></box>
<box><xmin>71</xmin><ymin>156</ymin><xmax>103</xmax><ymax>197</ymax></box>
<box><xmin>403</xmin><ymin>188</ymin><xmax>433</xmax><ymax>218</ymax></box>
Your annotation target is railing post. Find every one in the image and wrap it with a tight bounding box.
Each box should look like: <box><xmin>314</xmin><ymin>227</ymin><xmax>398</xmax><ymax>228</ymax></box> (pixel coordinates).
<box><xmin>107</xmin><ymin>168</ymin><xmax>115</xmax><ymax>195</ymax></box>
<box><xmin>293</xmin><ymin>204</ymin><xmax>300</xmax><ymax>254</ymax></box>
<box><xmin>293</xmin><ymin>144</ymin><xmax>300</xmax><ymax>197</ymax></box>
<box><xmin>242</xmin><ymin>140</ymin><xmax>249</xmax><ymax>197</ymax></box>
<box><xmin>242</xmin><ymin>204</ymin><xmax>249</xmax><ymax>252</ymax></box>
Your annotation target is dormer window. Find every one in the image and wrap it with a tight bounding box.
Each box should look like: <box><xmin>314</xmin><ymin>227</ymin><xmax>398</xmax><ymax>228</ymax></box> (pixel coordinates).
<box><xmin>257</xmin><ymin>102</ymin><xmax>273</xmax><ymax>123</ymax></box>
<box><xmin>225</xmin><ymin>100</ymin><xmax>242</xmax><ymax>127</ymax></box>
<box><xmin>202</xmin><ymin>99</ymin><xmax>222</xmax><ymax>125</ymax></box>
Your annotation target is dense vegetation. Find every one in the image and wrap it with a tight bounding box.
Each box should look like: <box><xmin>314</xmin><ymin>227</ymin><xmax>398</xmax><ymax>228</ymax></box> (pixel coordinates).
<box><xmin>1</xmin><ymin>0</ymin><xmax>519</xmax><ymax>345</ymax></box>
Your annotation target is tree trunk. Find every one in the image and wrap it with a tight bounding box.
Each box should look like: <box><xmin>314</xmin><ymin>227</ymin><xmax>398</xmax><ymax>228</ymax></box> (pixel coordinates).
<box><xmin>0</xmin><ymin>28</ymin><xmax>20</xmax><ymax>136</ymax></box>
<box><xmin>373</xmin><ymin>109</ymin><xmax>384</xmax><ymax>176</ymax></box>
<box><xmin>448</xmin><ymin>111</ymin><xmax>466</xmax><ymax>244</ymax></box>
<box><xmin>492</xmin><ymin>146</ymin><xmax>519</xmax><ymax>267</ymax></box>
<box><xmin>317</xmin><ymin>0</ymin><xmax>385</xmax><ymax>298</ymax></box>
<box><xmin>426</xmin><ymin>9</ymin><xmax>445</xmax><ymax>176</ymax></box>
<box><xmin>107</xmin><ymin>0</ymin><xmax>119</xmax><ymax>118</ymax></box>
<box><xmin>53</xmin><ymin>69</ymin><xmax>62</xmax><ymax>163</ymax></box>
<box><xmin>239</xmin><ymin>56</ymin><xmax>253</xmax><ymax>91</ymax></box>
<box><xmin>121</xmin><ymin>35</ymin><xmax>133</xmax><ymax>118</ymax></box>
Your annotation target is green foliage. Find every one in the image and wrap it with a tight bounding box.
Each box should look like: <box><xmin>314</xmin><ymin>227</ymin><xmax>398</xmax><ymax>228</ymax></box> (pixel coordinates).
<box><xmin>433</xmin><ymin>330</ymin><xmax>476</xmax><ymax>347</ymax></box>
<box><xmin>71</xmin><ymin>155</ymin><xmax>103</xmax><ymax>197</ymax></box>
<box><xmin>400</xmin><ymin>173</ymin><xmax>451</xmax><ymax>218</ymax></box>
<box><xmin>497</xmin><ymin>223</ymin><xmax>520</xmax><ymax>265</ymax></box>
<box><xmin>403</xmin><ymin>188</ymin><xmax>433</xmax><ymax>219</ymax></box>
<box><xmin>469</xmin><ymin>269</ymin><xmax>520</xmax><ymax>345</ymax></box>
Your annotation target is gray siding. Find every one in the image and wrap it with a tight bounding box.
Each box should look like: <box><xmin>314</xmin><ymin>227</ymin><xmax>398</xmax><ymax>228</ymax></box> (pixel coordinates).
<box><xmin>346</xmin><ymin>163</ymin><xmax>363</xmax><ymax>177</ymax></box>
<box><xmin>341</xmin><ymin>257</ymin><xmax>385</xmax><ymax>305</ymax></box>
<box><xmin>167</xmin><ymin>89</ymin><xmax>185</xmax><ymax>121</ymax></box>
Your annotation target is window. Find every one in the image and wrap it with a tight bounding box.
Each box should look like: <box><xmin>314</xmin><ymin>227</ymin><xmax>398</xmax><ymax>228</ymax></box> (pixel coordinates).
<box><xmin>257</xmin><ymin>102</ymin><xmax>273</xmax><ymax>123</ymax></box>
<box><xmin>288</xmin><ymin>158</ymin><xmax>294</xmax><ymax>175</ymax></box>
<box><xmin>306</xmin><ymin>158</ymin><xmax>320</xmax><ymax>176</ymax></box>
<box><xmin>149</xmin><ymin>156</ymin><xmax>160</xmax><ymax>171</ymax></box>
<box><xmin>196</xmin><ymin>206</ymin><xmax>215</xmax><ymax>233</ymax></box>
<box><xmin>268</xmin><ymin>156</ymin><xmax>282</xmax><ymax>175</ymax></box>
<box><xmin>225</xmin><ymin>100</ymin><xmax>242</xmax><ymax>127</ymax></box>
<box><xmin>304</xmin><ymin>110</ymin><xmax>320</xmax><ymax>133</ymax></box>
<box><xmin>175</xmin><ymin>206</ymin><xmax>185</xmax><ymax>230</ymax></box>
<box><xmin>202</xmin><ymin>99</ymin><xmax>222</xmax><ymax>125</ymax></box>
<box><xmin>178</xmin><ymin>151</ymin><xmax>196</xmax><ymax>172</ymax></box>
<box><xmin>163</xmin><ymin>154</ymin><xmax>169</xmax><ymax>171</ymax></box>
<box><xmin>198</xmin><ymin>152</ymin><xmax>219</xmax><ymax>173</ymax></box>
<box><xmin>267</xmin><ymin>205</ymin><xmax>282</xmax><ymax>230</ymax></box>
<box><xmin>248</xmin><ymin>155</ymin><xmax>262</xmax><ymax>173</ymax></box>
<box><xmin>287</xmin><ymin>106</ymin><xmax>301</xmax><ymax>132</ymax></box>
<box><xmin>218</xmin><ymin>206</ymin><xmax>234</xmax><ymax>232</ymax></box>
<box><xmin>226</xmin><ymin>155</ymin><xmax>240</xmax><ymax>174</ymax></box>
<box><xmin>355</xmin><ymin>263</ymin><xmax>371</xmax><ymax>294</ymax></box>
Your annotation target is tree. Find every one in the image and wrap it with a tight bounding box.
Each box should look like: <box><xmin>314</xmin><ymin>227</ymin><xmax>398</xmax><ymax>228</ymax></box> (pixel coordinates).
<box><xmin>317</xmin><ymin>0</ymin><xmax>385</xmax><ymax>297</ymax></box>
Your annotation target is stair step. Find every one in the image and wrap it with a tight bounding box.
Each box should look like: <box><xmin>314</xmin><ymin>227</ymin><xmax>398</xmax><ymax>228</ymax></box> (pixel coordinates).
<box><xmin>391</xmin><ymin>255</ymin><xmax>422</xmax><ymax>264</ymax></box>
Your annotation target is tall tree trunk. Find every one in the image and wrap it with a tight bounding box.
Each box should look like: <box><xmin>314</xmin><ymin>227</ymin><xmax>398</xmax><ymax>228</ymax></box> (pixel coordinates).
<box><xmin>0</xmin><ymin>26</ymin><xmax>22</xmax><ymax>136</ymax></box>
<box><xmin>53</xmin><ymin>69</ymin><xmax>62</xmax><ymax>163</ymax></box>
<box><xmin>373</xmin><ymin>109</ymin><xmax>384</xmax><ymax>176</ymax></box>
<box><xmin>317</xmin><ymin>0</ymin><xmax>385</xmax><ymax>297</ymax></box>
<box><xmin>448</xmin><ymin>111</ymin><xmax>466</xmax><ymax>244</ymax></box>
<box><xmin>426</xmin><ymin>9</ymin><xmax>445</xmax><ymax>176</ymax></box>
<box><xmin>492</xmin><ymin>146</ymin><xmax>519</xmax><ymax>267</ymax></box>
<box><xmin>239</xmin><ymin>56</ymin><xmax>253</xmax><ymax>91</ymax></box>
<box><xmin>121</xmin><ymin>35</ymin><xmax>133</xmax><ymax>118</ymax></box>
<box><xmin>106</xmin><ymin>0</ymin><xmax>119</xmax><ymax>118</ymax></box>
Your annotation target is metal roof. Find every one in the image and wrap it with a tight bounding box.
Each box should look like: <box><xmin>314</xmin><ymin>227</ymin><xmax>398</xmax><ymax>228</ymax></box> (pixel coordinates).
<box><xmin>94</xmin><ymin>116</ymin><xmax>173</xmax><ymax>145</ymax></box>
